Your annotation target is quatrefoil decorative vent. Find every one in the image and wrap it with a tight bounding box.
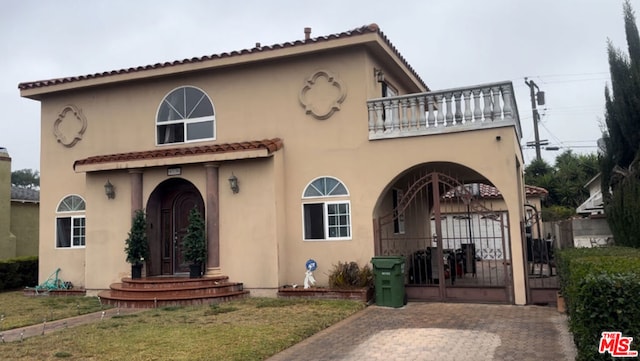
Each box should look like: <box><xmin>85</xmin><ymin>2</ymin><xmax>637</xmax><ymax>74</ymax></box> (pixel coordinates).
<box><xmin>299</xmin><ymin>70</ymin><xmax>347</xmax><ymax>120</ymax></box>
<box><xmin>53</xmin><ymin>105</ymin><xmax>87</xmax><ymax>148</ymax></box>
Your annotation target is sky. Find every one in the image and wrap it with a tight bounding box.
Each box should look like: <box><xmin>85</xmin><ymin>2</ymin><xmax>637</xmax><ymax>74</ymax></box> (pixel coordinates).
<box><xmin>0</xmin><ymin>0</ymin><xmax>630</xmax><ymax>171</ymax></box>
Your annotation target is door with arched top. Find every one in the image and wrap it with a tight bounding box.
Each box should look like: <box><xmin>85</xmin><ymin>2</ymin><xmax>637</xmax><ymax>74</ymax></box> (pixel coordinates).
<box><xmin>147</xmin><ymin>178</ymin><xmax>205</xmax><ymax>275</ymax></box>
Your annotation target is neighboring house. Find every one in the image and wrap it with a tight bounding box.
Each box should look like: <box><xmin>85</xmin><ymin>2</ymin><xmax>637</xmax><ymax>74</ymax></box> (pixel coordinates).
<box><xmin>576</xmin><ymin>173</ymin><xmax>604</xmax><ymax>216</ymax></box>
<box><xmin>0</xmin><ymin>148</ymin><xmax>39</xmax><ymax>260</ymax></box>
<box><xmin>574</xmin><ymin>173</ymin><xmax>612</xmax><ymax>247</ymax></box>
<box><xmin>19</xmin><ymin>24</ymin><xmax>532</xmax><ymax>304</ymax></box>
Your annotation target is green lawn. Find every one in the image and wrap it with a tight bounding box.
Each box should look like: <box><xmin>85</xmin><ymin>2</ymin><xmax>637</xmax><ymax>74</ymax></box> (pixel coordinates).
<box><xmin>0</xmin><ymin>292</ymin><xmax>365</xmax><ymax>360</ymax></box>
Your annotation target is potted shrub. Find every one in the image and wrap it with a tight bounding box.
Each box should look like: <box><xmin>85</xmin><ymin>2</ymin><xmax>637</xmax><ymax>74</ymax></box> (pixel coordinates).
<box><xmin>182</xmin><ymin>207</ymin><xmax>207</xmax><ymax>278</ymax></box>
<box><xmin>124</xmin><ymin>210</ymin><xmax>149</xmax><ymax>279</ymax></box>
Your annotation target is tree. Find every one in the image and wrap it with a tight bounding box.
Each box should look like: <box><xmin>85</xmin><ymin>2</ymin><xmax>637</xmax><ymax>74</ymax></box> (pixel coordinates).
<box><xmin>11</xmin><ymin>169</ymin><xmax>39</xmax><ymax>189</ymax></box>
<box><xmin>524</xmin><ymin>150</ymin><xmax>599</xmax><ymax>221</ymax></box>
<box><xmin>601</xmin><ymin>0</ymin><xmax>640</xmax><ymax>247</ymax></box>
<box><xmin>124</xmin><ymin>210</ymin><xmax>149</xmax><ymax>265</ymax></box>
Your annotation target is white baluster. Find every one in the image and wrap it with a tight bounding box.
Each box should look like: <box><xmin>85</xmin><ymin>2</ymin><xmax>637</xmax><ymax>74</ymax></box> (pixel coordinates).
<box><xmin>409</xmin><ymin>97</ymin><xmax>418</xmax><ymax>130</ymax></box>
<box><xmin>463</xmin><ymin>91</ymin><xmax>472</xmax><ymax>124</ymax></box>
<box><xmin>473</xmin><ymin>89</ymin><xmax>482</xmax><ymax>121</ymax></box>
<box><xmin>367</xmin><ymin>102</ymin><xmax>375</xmax><ymax>135</ymax></box>
<box><xmin>383</xmin><ymin>100</ymin><xmax>392</xmax><ymax>133</ymax></box>
<box><xmin>427</xmin><ymin>96</ymin><xmax>436</xmax><ymax>128</ymax></box>
<box><xmin>492</xmin><ymin>87</ymin><xmax>502</xmax><ymax>120</ymax></box>
<box><xmin>436</xmin><ymin>95</ymin><xmax>445</xmax><ymax>127</ymax></box>
<box><xmin>418</xmin><ymin>96</ymin><xmax>426</xmax><ymax>130</ymax></box>
<box><xmin>445</xmin><ymin>93</ymin><xmax>454</xmax><ymax>126</ymax></box>
<box><xmin>392</xmin><ymin>99</ymin><xmax>400</xmax><ymax>132</ymax></box>
<box><xmin>483</xmin><ymin>88</ymin><xmax>493</xmax><ymax>120</ymax></box>
<box><xmin>375</xmin><ymin>102</ymin><xmax>384</xmax><ymax>133</ymax></box>
<box><xmin>501</xmin><ymin>85</ymin><xmax>513</xmax><ymax>121</ymax></box>
<box><xmin>454</xmin><ymin>92</ymin><xmax>463</xmax><ymax>125</ymax></box>
<box><xmin>400</xmin><ymin>98</ymin><xmax>409</xmax><ymax>131</ymax></box>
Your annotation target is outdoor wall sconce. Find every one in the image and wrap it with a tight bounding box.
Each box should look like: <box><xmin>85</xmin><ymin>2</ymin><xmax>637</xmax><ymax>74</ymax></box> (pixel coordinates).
<box><xmin>104</xmin><ymin>180</ymin><xmax>116</xmax><ymax>199</ymax></box>
<box><xmin>228</xmin><ymin>173</ymin><xmax>239</xmax><ymax>194</ymax></box>
<box><xmin>374</xmin><ymin>68</ymin><xmax>385</xmax><ymax>83</ymax></box>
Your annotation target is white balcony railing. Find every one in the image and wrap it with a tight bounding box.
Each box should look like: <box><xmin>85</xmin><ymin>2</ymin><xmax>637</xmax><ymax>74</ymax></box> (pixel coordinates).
<box><xmin>367</xmin><ymin>81</ymin><xmax>521</xmax><ymax>140</ymax></box>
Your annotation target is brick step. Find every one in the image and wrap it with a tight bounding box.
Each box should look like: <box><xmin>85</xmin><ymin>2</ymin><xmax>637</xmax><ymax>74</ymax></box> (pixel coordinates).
<box><xmin>108</xmin><ymin>282</ymin><xmax>245</xmax><ymax>298</ymax></box>
<box><xmin>120</xmin><ymin>276</ymin><xmax>230</xmax><ymax>289</ymax></box>
<box><xmin>97</xmin><ymin>289</ymin><xmax>250</xmax><ymax>308</ymax></box>
<box><xmin>98</xmin><ymin>275</ymin><xmax>249</xmax><ymax>308</ymax></box>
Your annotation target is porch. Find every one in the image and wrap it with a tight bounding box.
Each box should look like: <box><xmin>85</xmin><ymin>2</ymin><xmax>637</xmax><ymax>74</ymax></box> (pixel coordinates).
<box><xmin>367</xmin><ymin>81</ymin><xmax>520</xmax><ymax>140</ymax></box>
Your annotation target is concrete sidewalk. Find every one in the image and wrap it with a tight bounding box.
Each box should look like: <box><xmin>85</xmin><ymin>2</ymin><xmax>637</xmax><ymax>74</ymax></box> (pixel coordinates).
<box><xmin>0</xmin><ymin>308</ymin><xmax>142</xmax><ymax>343</ymax></box>
<box><xmin>267</xmin><ymin>302</ymin><xmax>577</xmax><ymax>361</ymax></box>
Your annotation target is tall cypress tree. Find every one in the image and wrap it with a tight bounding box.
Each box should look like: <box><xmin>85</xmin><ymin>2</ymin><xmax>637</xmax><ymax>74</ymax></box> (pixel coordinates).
<box><xmin>602</xmin><ymin>0</ymin><xmax>640</xmax><ymax>247</ymax></box>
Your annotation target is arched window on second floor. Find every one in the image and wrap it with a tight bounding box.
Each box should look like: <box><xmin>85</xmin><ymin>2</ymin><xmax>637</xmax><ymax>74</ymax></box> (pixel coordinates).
<box><xmin>156</xmin><ymin>86</ymin><xmax>215</xmax><ymax>145</ymax></box>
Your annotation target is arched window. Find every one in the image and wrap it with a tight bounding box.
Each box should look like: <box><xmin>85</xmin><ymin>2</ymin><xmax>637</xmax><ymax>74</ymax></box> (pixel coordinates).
<box><xmin>302</xmin><ymin>177</ymin><xmax>351</xmax><ymax>240</ymax></box>
<box><xmin>56</xmin><ymin>195</ymin><xmax>86</xmax><ymax>248</ymax></box>
<box><xmin>156</xmin><ymin>86</ymin><xmax>215</xmax><ymax>145</ymax></box>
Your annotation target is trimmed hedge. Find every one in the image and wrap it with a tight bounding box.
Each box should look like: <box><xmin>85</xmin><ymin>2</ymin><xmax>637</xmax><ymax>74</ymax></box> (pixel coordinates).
<box><xmin>556</xmin><ymin>247</ymin><xmax>640</xmax><ymax>361</ymax></box>
<box><xmin>0</xmin><ymin>256</ymin><xmax>38</xmax><ymax>291</ymax></box>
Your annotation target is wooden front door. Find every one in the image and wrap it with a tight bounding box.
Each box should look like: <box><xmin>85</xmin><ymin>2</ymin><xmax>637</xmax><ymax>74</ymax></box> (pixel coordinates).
<box><xmin>157</xmin><ymin>182</ymin><xmax>204</xmax><ymax>275</ymax></box>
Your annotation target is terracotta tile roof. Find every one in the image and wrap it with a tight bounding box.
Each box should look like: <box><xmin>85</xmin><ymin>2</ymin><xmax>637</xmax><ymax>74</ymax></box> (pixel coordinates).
<box><xmin>443</xmin><ymin>183</ymin><xmax>548</xmax><ymax>199</ymax></box>
<box><xmin>74</xmin><ymin>138</ymin><xmax>283</xmax><ymax>168</ymax></box>
<box><xmin>19</xmin><ymin>24</ymin><xmax>426</xmax><ymax>91</ymax></box>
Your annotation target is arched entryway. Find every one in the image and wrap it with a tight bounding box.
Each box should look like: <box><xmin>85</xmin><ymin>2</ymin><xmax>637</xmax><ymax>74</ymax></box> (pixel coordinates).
<box><xmin>373</xmin><ymin>165</ymin><xmax>514</xmax><ymax>303</ymax></box>
<box><xmin>146</xmin><ymin>178</ymin><xmax>205</xmax><ymax>276</ymax></box>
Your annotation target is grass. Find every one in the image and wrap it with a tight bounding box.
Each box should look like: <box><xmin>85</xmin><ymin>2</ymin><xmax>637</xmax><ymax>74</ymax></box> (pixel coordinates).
<box><xmin>0</xmin><ymin>291</ymin><xmax>365</xmax><ymax>360</ymax></box>
<box><xmin>0</xmin><ymin>290</ymin><xmax>109</xmax><ymax>330</ymax></box>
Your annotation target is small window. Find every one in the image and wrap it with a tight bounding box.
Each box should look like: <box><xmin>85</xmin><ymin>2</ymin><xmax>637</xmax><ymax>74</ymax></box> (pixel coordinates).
<box><xmin>56</xmin><ymin>195</ymin><xmax>86</xmax><ymax>248</ymax></box>
<box><xmin>302</xmin><ymin>177</ymin><xmax>351</xmax><ymax>241</ymax></box>
<box><xmin>157</xmin><ymin>86</ymin><xmax>215</xmax><ymax>145</ymax></box>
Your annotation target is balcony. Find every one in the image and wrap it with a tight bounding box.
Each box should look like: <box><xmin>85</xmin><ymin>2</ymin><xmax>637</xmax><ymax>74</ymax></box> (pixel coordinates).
<box><xmin>367</xmin><ymin>81</ymin><xmax>521</xmax><ymax>140</ymax></box>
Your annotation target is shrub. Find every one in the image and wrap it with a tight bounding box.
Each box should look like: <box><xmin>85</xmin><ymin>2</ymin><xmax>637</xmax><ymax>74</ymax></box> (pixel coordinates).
<box><xmin>556</xmin><ymin>247</ymin><xmax>640</xmax><ymax>360</ymax></box>
<box><xmin>0</xmin><ymin>256</ymin><xmax>37</xmax><ymax>290</ymax></box>
<box><xmin>327</xmin><ymin>262</ymin><xmax>373</xmax><ymax>289</ymax></box>
<box><xmin>124</xmin><ymin>210</ymin><xmax>149</xmax><ymax>265</ymax></box>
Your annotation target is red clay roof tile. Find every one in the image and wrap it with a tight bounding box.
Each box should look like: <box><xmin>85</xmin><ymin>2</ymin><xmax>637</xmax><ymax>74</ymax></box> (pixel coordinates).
<box><xmin>443</xmin><ymin>183</ymin><xmax>548</xmax><ymax>200</ymax></box>
<box><xmin>19</xmin><ymin>24</ymin><xmax>426</xmax><ymax>91</ymax></box>
<box><xmin>74</xmin><ymin>138</ymin><xmax>283</xmax><ymax>168</ymax></box>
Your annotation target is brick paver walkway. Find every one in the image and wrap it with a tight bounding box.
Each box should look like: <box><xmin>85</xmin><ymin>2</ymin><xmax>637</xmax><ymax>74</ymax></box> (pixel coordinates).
<box><xmin>267</xmin><ymin>303</ymin><xmax>576</xmax><ymax>361</ymax></box>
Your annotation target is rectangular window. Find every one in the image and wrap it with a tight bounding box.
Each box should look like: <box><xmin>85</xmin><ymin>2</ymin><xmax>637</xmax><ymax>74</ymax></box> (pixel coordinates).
<box><xmin>303</xmin><ymin>202</ymin><xmax>351</xmax><ymax>240</ymax></box>
<box><xmin>56</xmin><ymin>216</ymin><xmax>86</xmax><ymax>248</ymax></box>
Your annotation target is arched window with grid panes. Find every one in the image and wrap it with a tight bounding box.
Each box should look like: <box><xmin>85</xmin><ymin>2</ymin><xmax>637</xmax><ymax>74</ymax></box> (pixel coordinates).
<box><xmin>56</xmin><ymin>195</ymin><xmax>86</xmax><ymax>248</ymax></box>
<box><xmin>302</xmin><ymin>177</ymin><xmax>351</xmax><ymax>240</ymax></box>
<box><xmin>156</xmin><ymin>86</ymin><xmax>215</xmax><ymax>145</ymax></box>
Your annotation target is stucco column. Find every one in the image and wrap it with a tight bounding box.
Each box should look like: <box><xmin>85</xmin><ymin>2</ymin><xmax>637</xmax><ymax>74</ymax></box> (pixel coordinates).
<box><xmin>204</xmin><ymin>163</ymin><xmax>221</xmax><ymax>276</ymax></box>
<box><xmin>129</xmin><ymin>169</ymin><xmax>143</xmax><ymax>217</ymax></box>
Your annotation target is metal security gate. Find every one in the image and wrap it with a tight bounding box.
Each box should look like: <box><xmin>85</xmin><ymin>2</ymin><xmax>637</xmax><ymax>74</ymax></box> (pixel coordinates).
<box><xmin>524</xmin><ymin>204</ymin><xmax>559</xmax><ymax>304</ymax></box>
<box><xmin>374</xmin><ymin>172</ymin><xmax>514</xmax><ymax>303</ymax></box>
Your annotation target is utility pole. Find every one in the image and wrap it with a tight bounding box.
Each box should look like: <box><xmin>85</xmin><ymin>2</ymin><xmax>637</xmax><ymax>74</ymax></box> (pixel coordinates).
<box><xmin>524</xmin><ymin>78</ymin><xmax>545</xmax><ymax>161</ymax></box>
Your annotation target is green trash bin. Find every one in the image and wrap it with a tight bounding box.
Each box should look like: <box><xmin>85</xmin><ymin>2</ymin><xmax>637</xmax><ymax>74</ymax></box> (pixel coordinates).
<box><xmin>371</xmin><ymin>256</ymin><xmax>406</xmax><ymax>308</ymax></box>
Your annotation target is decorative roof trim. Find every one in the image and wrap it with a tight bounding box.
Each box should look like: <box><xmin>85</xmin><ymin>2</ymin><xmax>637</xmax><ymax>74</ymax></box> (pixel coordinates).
<box><xmin>19</xmin><ymin>24</ymin><xmax>426</xmax><ymax>92</ymax></box>
<box><xmin>74</xmin><ymin>138</ymin><xmax>283</xmax><ymax>173</ymax></box>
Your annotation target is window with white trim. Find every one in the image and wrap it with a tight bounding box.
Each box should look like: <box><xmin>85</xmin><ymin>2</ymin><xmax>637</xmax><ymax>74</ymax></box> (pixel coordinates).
<box><xmin>56</xmin><ymin>195</ymin><xmax>86</xmax><ymax>248</ymax></box>
<box><xmin>156</xmin><ymin>86</ymin><xmax>215</xmax><ymax>145</ymax></box>
<box><xmin>302</xmin><ymin>177</ymin><xmax>351</xmax><ymax>240</ymax></box>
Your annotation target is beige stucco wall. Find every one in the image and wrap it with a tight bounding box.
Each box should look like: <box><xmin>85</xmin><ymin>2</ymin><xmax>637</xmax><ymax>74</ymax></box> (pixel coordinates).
<box><xmin>30</xmin><ymin>39</ymin><xmax>527</xmax><ymax>303</ymax></box>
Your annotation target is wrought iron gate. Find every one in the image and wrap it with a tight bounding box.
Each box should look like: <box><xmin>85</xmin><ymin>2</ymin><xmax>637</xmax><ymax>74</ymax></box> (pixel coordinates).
<box><xmin>374</xmin><ymin>172</ymin><xmax>514</xmax><ymax>303</ymax></box>
<box><xmin>524</xmin><ymin>204</ymin><xmax>559</xmax><ymax>304</ymax></box>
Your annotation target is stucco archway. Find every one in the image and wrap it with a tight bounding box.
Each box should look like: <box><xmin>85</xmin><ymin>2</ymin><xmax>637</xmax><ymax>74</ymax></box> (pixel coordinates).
<box><xmin>372</xmin><ymin>162</ymin><xmax>515</xmax><ymax>303</ymax></box>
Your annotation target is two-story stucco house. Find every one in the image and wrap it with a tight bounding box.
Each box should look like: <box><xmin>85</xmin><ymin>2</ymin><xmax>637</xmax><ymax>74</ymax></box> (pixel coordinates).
<box><xmin>20</xmin><ymin>24</ymin><xmax>534</xmax><ymax>305</ymax></box>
